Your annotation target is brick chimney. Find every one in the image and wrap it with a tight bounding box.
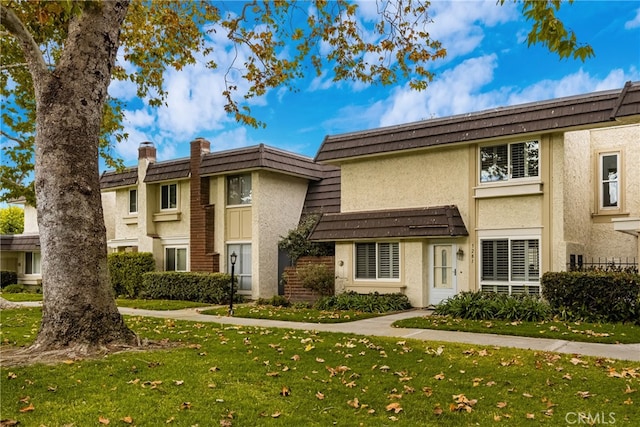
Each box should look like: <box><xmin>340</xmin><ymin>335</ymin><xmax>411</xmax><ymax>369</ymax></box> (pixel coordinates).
<box><xmin>138</xmin><ymin>141</ymin><xmax>156</xmax><ymax>162</ymax></box>
<box><xmin>190</xmin><ymin>138</ymin><xmax>219</xmax><ymax>272</ymax></box>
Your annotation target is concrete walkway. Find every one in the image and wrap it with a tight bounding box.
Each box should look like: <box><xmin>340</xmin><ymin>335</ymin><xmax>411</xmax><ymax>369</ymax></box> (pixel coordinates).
<box><xmin>15</xmin><ymin>302</ymin><xmax>640</xmax><ymax>362</ymax></box>
<box><xmin>117</xmin><ymin>306</ymin><xmax>640</xmax><ymax>362</ymax></box>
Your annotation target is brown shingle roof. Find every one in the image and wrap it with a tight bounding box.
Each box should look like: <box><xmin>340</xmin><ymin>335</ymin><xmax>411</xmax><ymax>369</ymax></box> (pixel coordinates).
<box><xmin>144</xmin><ymin>158</ymin><xmax>190</xmax><ymax>183</ymax></box>
<box><xmin>0</xmin><ymin>234</ymin><xmax>40</xmax><ymax>251</ymax></box>
<box><xmin>302</xmin><ymin>166</ymin><xmax>341</xmax><ymax>215</ymax></box>
<box><xmin>200</xmin><ymin>144</ymin><xmax>325</xmax><ymax>180</ymax></box>
<box><xmin>100</xmin><ymin>167</ymin><xmax>138</xmax><ymax>189</ymax></box>
<box><xmin>308</xmin><ymin>205</ymin><xmax>468</xmax><ymax>241</ymax></box>
<box><xmin>315</xmin><ymin>81</ymin><xmax>640</xmax><ymax>162</ymax></box>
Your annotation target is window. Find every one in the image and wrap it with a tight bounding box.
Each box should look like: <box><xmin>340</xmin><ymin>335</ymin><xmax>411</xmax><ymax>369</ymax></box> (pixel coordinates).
<box><xmin>481</xmin><ymin>238</ymin><xmax>540</xmax><ymax>293</ymax></box>
<box><xmin>129</xmin><ymin>189</ymin><xmax>138</xmax><ymax>214</ymax></box>
<box><xmin>355</xmin><ymin>242</ymin><xmax>399</xmax><ymax>280</ymax></box>
<box><xmin>165</xmin><ymin>247</ymin><xmax>187</xmax><ymax>271</ymax></box>
<box><xmin>161</xmin><ymin>183</ymin><xmax>177</xmax><ymax>210</ymax></box>
<box><xmin>25</xmin><ymin>252</ymin><xmax>41</xmax><ymax>275</ymax></box>
<box><xmin>227</xmin><ymin>174</ymin><xmax>252</xmax><ymax>205</ymax></box>
<box><xmin>227</xmin><ymin>244</ymin><xmax>252</xmax><ymax>291</ymax></box>
<box><xmin>480</xmin><ymin>141</ymin><xmax>539</xmax><ymax>183</ymax></box>
<box><xmin>600</xmin><ymin>153</ymin><xmax>619</xmax><ymax>209</ymax></box>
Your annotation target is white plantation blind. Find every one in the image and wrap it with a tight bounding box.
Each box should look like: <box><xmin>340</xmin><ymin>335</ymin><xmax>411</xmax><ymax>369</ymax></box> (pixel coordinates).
<box><xmin>481</xmin><ymin>239</ymin><xmax>509</xmax><ymax>281</ymax></box>
<box><xmin>378</xmin><ymin>243</ymin><xmax>399</xmax><ymax>279</ymax></box>
<box><xmin>356</xmin><ymin>242</ymin><xmax>399</xmax><ymax>280</ymax></box>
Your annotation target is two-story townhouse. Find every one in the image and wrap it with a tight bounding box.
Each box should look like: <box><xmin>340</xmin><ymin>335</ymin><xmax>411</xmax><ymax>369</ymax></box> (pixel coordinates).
<box><xmin>308</xmin><ymin>81</ymin><xmax>640</xmax><ymax>308</ymax></box>
<box><xmin>100</xmin><ymin>138</ymin><xmax>333</xmax><ymax>300</ymax></box>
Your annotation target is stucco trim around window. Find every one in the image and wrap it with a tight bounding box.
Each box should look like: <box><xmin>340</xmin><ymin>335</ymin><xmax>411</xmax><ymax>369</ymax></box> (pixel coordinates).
<box><xmin>473</xmin><ymin>181</ymin><xmax>543</xmax><ymax>198</ymax></box>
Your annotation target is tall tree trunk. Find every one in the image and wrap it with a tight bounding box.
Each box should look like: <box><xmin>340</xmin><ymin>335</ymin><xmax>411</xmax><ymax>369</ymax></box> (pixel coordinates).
<box><xmin>31</xmin><ymin>1</ymin><xmax>136</xmax><ymax>351</ymax></box>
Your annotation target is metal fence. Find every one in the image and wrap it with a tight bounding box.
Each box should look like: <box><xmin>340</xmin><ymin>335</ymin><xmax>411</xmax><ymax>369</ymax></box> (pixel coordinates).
<box><xmin>567</xmin><ymin>256</ymin><xmax>638</xmax><ymax>273</ymax></box>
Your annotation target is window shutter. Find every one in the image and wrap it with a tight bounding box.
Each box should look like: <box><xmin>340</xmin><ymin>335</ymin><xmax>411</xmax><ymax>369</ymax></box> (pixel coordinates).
<box><xmin>511</xmin><ymin>240</ymin><xmax>526</xmax><ymax>280</ymax></box>
<box><xmin>356</xmin><ymin>243</ymin><xmax>376</xmax><ymax>279</ymax></box>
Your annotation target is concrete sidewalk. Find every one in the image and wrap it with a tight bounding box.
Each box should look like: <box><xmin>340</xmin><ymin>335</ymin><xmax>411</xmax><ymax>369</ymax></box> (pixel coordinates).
<box><xmin>117</xmin><ymin>306</ymin><xmax>640</xmax><ymax>362</ymax></box>
<box><xmin>15</xmin><ymin>302</ymin><xmax>640</xmax><ymax>362</ymax></box>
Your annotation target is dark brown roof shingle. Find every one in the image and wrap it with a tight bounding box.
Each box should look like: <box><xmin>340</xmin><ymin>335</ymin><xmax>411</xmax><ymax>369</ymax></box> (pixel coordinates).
<box><xmin>200</xmin><ymin>144</ymin><xmax>324</xmax><ymax>180</ymax></box>
<box><xmin>302</xmin><ymin>166</ymin><xmax>341</xmax><ymax>215</ymax></box>
<box><xmin>316</xmin><ymin>81</ymin><xmax>640</xmax><ymax>162</ymax></box>
<box><xmin>308</xmin><ymin>205</ymin><xmax>468</xmax><ymax>241</ymax></box>
<box><xmin>100</xmin><ymin>167</ymin><xmax>138</xmax><ymax>189</ymax></box>
<box><xmin>0</xmin><ymin>234</ymin><xmax>41</xmax><ymax>251</ymax></box>
<box><xmin>144</xmin><ymin>158</ymin><xmax>190</xmax><ymax>183</ymax></box>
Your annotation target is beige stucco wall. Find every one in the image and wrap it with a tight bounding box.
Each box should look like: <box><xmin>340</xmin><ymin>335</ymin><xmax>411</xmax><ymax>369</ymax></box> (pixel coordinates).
<box><xmin>150</xmin><ymin>179</ymin><xmax>190</xmax><ymax>238</ymax></box>
<box><xmin>563</xmin><ymin>124</ymin><xmax>640</xmax><ymax>263</ymax></box>
<box><xmin>22</xmin><ymin>204</ymin><xmax>38</xmax><ymax>233</ymax></box>
<box><xmin>341</xmin><ymin>146</ymin><xmax>470</xmax><ymax>213</ymax></box>
<box><xmin>252</xmin><ymin>171</ymin><xmax>309</xmax><ymax>299</ymax></box>
<box><xmin>476</xmin><ymin>196</ymin><xmax>543</xmax><ymax>230</ymax></box>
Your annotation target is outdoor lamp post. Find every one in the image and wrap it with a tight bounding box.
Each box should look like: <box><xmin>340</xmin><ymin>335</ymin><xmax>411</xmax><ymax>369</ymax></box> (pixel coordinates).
<box><xmin>229</xmin><ymin>252</ymin><xmax>237</xmax><ymax>316</ymax></box>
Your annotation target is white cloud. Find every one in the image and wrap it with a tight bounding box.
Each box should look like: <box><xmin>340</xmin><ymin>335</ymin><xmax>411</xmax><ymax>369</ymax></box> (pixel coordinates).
<box><xmin>379</xmin><ymin>54</ymin><xmax>499</xmax><ymax>126</ymax></box>
<box><xmin>625</xmin><ymin>8</ymin><xmax>640</xmax><ymax>29</ymax></box>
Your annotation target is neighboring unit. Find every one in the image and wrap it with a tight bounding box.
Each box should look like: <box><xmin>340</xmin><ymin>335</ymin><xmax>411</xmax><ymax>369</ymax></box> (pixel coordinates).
<box><xmin>309</xmin><ymin>82</ymin><xmax>640</xmax><ymax>307</ymax></box>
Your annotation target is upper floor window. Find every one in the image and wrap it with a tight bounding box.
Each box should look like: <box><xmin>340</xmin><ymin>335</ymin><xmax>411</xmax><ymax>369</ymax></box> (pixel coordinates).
<box><xmin>129</xmin><ymin>189</ymin><xmax>138</xmax><ymax>214</ymax></box>
<box><xmin>25</xmin><ymin>251</ymin><xmax>41</xmax><ymax>275</ymax></box>
<box><xmin>161</xmin><ymin>183</ymin><xmax>177</xmax><ymax>210</ymax></box>
<box><xmin>227</xmin><ymin>174</ymin><xmax>252</xmax><ymax>205</ymax></box>
<box><xmin>600</xmin><ymin>153</ymin><xmax>619</xmax><ymax>209</ymax></box>
<box><xmin>355</xmin><ymin>242</ymin><xmax>399</xmax><ymax>280</ymax></box>
<box><xmin>480</xmin><ymin>141</ymin><xmax>539</xmax><ymax>183</ymax></box>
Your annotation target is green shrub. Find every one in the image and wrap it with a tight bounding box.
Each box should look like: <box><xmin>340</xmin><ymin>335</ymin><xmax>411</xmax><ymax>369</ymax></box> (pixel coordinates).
<box><xmin>108</xmin><ymin>252</ymin><xmax>156</xmax><ymax>298</ymax></box>
<box><xmin>315</xmin><ymin>291</ymin><xmax>412</xmax><ymax>313</ymax></box>
<box><xmin>278</xmin><ymin>214</ymin><xmax>334</xmax><ymax>263</ymax></box>
<box><xmin>434</xmin><ymin>292</ymin><xmax>551</xmax><ymax>322</ymax></box>
<box><xmin>542</xmin><ymin>271</ymin><xmax>640</xmax><ymax>324</ymax></box>
<box><xmin>142</xmin><ymin>272</ymin><xmax>243</xmax><ymax>304</ymax></box>
<box><xmin>1</xmin><ymin>271</ymin><xmax>18</xmax><ymax>289</ymax></box>
<box><xmin>257</xmin><ymin>295</ymin><xmax>290</xmax><ymax>307</ymax></box>
<box><xmin>297</xmin><ymin>263</ymin><xmax>334</xmax><ymax>296</ymax></box>
<box><xmin>2</xmin><ymin>284</ymin><xmax>25</xmax><ymax>293</ymax></box>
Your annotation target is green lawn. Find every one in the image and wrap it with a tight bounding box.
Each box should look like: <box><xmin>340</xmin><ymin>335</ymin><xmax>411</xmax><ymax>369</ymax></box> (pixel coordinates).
<box><xmin>1</xmin><ymin>292</ymin><xmax>43</xmax><ymax>302</ymax></box>
<box><xmin>1</xmin><ymin>293</ymin><xmax>212</xmax><ymax>310</ymax></box>
<box><xmin>393</xmin><ymin>315</ymin><xmax>640</xmax><ymax>344</ymax></box>
<box><xmin>201</xmin><ymin>304</ymin><xmax>385</xmax><ymax>323</ymax></box>
<box><xmin>1</xmin><ymin>308</ymin><xmax>639</xmax><ymax>426</ymax></box>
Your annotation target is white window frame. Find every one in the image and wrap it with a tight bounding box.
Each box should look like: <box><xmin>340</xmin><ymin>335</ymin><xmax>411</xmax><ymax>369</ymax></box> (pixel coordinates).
<box><xmin>599</xmin><ymin>152</ymin><xmax>620</xmax><ymax>211</ymax></box>
<box><xmin>25</xmin><ymin>251</ymin><xmax>41</xmax><ymax>275</ymax></box>
<box><xmin>160</xmin><ymin>183</ymin><xmax>178</xmax><ymax>211</ymax></box>
<box><xmin>227</xmin><ymin>174</ymin><xmax>252</xmax><ymax>206</ymax></box>
<box><xmin>128</xmin><ymin>188</ymin><xmax>138</xmax><ymax>214</ymax></box>
<box><xmin>479</xmin><ymin>140</ymin><xmax>539</xmax><ymax>184</ymax></box>
<box><xmin>164</xmin><ymin>246</ymin><xmax>188</xmax><ymax>272</ymax></box>
<box><xmin>479</xmin><ymin>236</ymin><xmax>540</xmax><ymax>294</ymax></box>
<box><xmin>354</xmin><ymin>242</ymin><xmax>400</xmax><ymax>281</ymax></box>
<box><xmin>227</xmin><ymin>243</ymin><xmax>252</xmax><ymax>291</ymax></box>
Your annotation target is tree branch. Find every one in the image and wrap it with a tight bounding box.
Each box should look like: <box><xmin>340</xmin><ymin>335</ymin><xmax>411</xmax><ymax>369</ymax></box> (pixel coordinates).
<box><xmin>0</xmin><ymin>4</ymin><xmax>49</xmax><ymax>82</ymax></box>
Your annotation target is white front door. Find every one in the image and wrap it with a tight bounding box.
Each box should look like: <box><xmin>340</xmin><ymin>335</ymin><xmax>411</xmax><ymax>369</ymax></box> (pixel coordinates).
<box><xmin>428</xmin><ymin>244</ymin><xmax>457</xmax><ymax>306</ymax></box>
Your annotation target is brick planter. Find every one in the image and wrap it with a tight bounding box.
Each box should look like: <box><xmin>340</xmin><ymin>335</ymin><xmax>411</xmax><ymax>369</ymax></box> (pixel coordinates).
<box><xmin>283</xmin><ymin>256</ymin><xmax>335</xmax><ymax>303</ymax></box>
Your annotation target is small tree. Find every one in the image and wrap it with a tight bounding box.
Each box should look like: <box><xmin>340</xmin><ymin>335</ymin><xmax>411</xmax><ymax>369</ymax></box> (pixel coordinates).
<box><xmin>0</xmin><ymin>206</ymin><xmax>24</xmax><ymax>234</ymax></box>
<box><xmin>278</xmin><ymin>215</ymin><xmax>334</xmax><ymax>264</ymax></box>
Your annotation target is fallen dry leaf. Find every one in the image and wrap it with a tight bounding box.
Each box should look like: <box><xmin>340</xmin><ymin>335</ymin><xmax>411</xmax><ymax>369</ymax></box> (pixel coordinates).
<box><xmin>98</xmin><ymin>416</ymin><xmax>109</xmax><ymax>424</ymax></box>
<box><xmin>526</xmin><ymin>413</ymin><xmax>535</xmax><ymax>419</ymax></box>
<box><xmin>497</xmin><ymin>401</ymin><xmax>508</xmax><ymax>408</ymax></box>
<box><xmin>316</xmin><ymin>391</ymin><xmax>325</xmax><ymax>400</ymax></box>
<box><xmin>386</xmin><ymin>402</ymin><xmax>403</xmax><ymax>414</ymax></box>
<box><xmin>280</xmin><ymin>386</ymin><xmax>290</xmax><ymax>397</ymax></box>
<box><xmin>434</xmin><ymin>372</ymin><xmax>445</xmax><ymax>380</ymax></box>
<box><xmin>348</xmin><ymin>397</ymin><xmax>360</xmax><ymax>408</ymax></box>
<box><xmin>271</xmin><ymin>411</ymin><xmax>281</xmax><ymax>418</ymax></box>
<box><xmin>19</xmin><ymin>403</ymin><xmax>34</xmax><ymax>413</ymax></box>
<box><xmin>121</xmin><ymin>416</ymin><xmax>133</xmax><ymax>424</ymax></box>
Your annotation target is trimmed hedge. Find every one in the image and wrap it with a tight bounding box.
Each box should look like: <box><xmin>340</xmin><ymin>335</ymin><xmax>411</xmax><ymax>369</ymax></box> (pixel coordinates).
<box><xmin>315</xmin><ymin>291</ymin><xmax>412</xmax><ymax>313</ymax></box>
<box><xmin>1</xmin><ymin>271</ymin><xmax>18</xmax><ymax>289</ymax></box>
<box><xmin>542</xmin><ymin>271</ymin><xmax>640</xmax><ymax>325</ymax></box>
<box><xmin>108</xmin><ymin>252</ymin><xmax>156</xmax><ymax>298</ymax></box>
<box><xmin>142</xmin><ymin>271</ymin><xmax>242</xmax><ymax>304</ymax></box>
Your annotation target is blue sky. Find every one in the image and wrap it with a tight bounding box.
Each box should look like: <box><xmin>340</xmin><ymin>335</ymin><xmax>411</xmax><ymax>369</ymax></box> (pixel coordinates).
<box><xmin>109</xmin><ymin>0</ymin><xmax>640</xmax><ymax>166</ymax></box>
